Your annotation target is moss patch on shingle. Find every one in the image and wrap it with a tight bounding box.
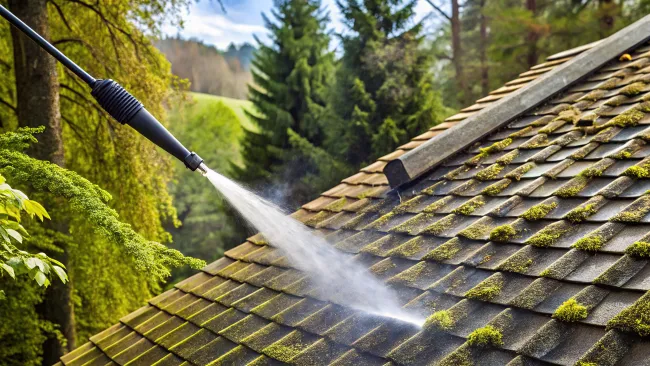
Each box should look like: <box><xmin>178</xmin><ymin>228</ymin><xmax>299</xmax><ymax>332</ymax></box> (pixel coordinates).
<box><xmin>422</xmin><ymin>196</ymin><xmax>453</xmax><ymax>213</ymax></box>
<box><xmin>496</xmin><ymin>149</ymin><xmax>519</xmax><ymax>164</ymax></box>
<box><xmin>465</xmin><ymin>274</ymin><xmax>504</xmax><ymax>301</ymax></box>
<box><xmin>620</xmin><ymin>81</ymin><xmax>646</xmax><ymax>96</ymax></box>
<box><xmin>626</xmin><ymin>241</ymin><xmax>650</xmax><ymax>258</ymax></box>
<box><xmin>553</xmin><ymin>299</ymin><xmax>588</xmax><ymax>322</ymax></box>
<box><xmin>602</xmin><ymin>109</ymin><xmax>645</xmax><ymax>129</ymax></box>
<box><xmin>467</xmin><ymin>325</ymin><xmax>504</xmax><ymax>347</ymax></box>
<box><xmin>573</xmin><ymin>234</ymin><xmax>605</xmax><ymax>251</ymax></box>
<box><xmin>505</xmin><ymin>162</ymin><xmax>534</xmax><ymax>181</ymax></box>
<box><xmin>482</xmin><ymin>179</ymin><xmax>512</xmax><ymax>196</ymax></box>
<box><xmin>476</xmin><ymin>164</ymin><xmax>505</xmax><ymax>181</ymax></box>
<box><xmin>423</xmin><ymin>310</ymin><xmax>455</xmax><ymax>331</ymax></box>
<box><xmin>521</xmin><ymin>202</ymin><xmax>558</xmax><ymax>221</ymax></box>
<box><xmin>565</xmin><ymin>204</ymin><xmax>597</xmax><ymax>223</ymax></box>
<box><xmin>498</xmin><ymin>251</ymin><xmax>534</xmax><ymax>274</ymax></box>
<box><xmin>519</xmin><ymin>134</ymin><xmax>549</xmax><ymax>149</ymax></box>
<box><xmin>458</xmin><ymin>224</ymin><xmax>491</xmax><ymax>240</ymax></box>
<box><xmin>420</xmin><ymin>215</ymin><xmax>457</xmax><ymax>236</ymax></box>
<box><xmin>610</xmin><ymin>196</ymin><xmax>650</xmax><ymax>223</ymax></box>
<box><xmin>489</xmin><ymin>224</ymin><xmax>517</xmax><ymax>242</ymax></box>
<box><xmin>453</xmin><ymin>197</ymin><xmax>486</xmax><ymax>215</ymax></box>
<box><xmin>422</xmin><ymin>238</ymin><xmax>462</xmax><ymax>262</ymax></box>
<box><xmin>555</xmin><ymin>176</ymin><xmax>589</xmax><ymax>197</ymax></box>
<box><xmin>608</xmin><ymin>291</ymin><xmax>650</xmax><ymax>336</ymax></box>
<box><xmin>622</xmin><ymin>165</ymin><xmax>650</xmax><ymax>178</ymax></box>
<box><xmin>480</xmin><ymin>138</ymin><xmax>513</xmax><ymax>155</ymax></box>
<box><xmin>525</xmin><ymin>221</ymin><xmax>572</xmax><ymax>247</ymax></box>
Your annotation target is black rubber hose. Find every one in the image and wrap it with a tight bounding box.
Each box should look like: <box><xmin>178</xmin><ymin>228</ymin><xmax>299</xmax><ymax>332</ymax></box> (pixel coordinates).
<box><xmin>91</xmin><ymin>79</ymin><xmax>203</xmax><ymax>170</ymax></box>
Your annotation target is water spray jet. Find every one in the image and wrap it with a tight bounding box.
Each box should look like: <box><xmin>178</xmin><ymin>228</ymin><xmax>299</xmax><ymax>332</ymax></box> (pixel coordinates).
<box><xmin>0</xmin><ymin>6</ymin><xmax>424</xmax><ymax>327</ymax></box>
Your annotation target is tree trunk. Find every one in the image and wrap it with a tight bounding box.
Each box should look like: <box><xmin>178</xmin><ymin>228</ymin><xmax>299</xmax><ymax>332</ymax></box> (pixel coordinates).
<box><xmin>8</xmin><ymin>0</ymin><xmax>75</xmax><ymax>364</ymax></box>
<box><xmin>598</xmin><ymin>0</ymin><xmax>615</xmax><ymax>37</ymax></box>
<box><xmin>479</xmin><ymin>0</ymin><xmax>489</xmax><ymax>96</ymax></box>
<box><xmin>451</xmin><ymin>0</ymin><xmax>466</xmax><ymax>106</ymax></box>
<box><xmin>525</xmin><ymin>0</ymin><xmax>539</xmax><ymax>68</ymax></box>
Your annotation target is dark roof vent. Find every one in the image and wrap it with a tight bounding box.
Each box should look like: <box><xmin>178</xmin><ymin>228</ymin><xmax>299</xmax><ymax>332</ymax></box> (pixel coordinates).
<box><xmin>385</xmin><ymin>15</ymin><xmax>650</xmax><ymax>189</ymax></box>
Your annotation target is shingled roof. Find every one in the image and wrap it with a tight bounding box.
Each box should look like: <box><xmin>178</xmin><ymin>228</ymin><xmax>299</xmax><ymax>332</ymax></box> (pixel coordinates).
<box><xmin>59</xmin><ymin>20</ymin><xmax>650</xmax><ymax>366</ymax></box>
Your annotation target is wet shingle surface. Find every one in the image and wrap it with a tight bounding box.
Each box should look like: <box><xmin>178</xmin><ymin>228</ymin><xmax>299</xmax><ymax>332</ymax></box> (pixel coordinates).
<box><xmin>59</xmin><ymin>41</ymin><xmax>650</xmax><ymax>366</ymax></box>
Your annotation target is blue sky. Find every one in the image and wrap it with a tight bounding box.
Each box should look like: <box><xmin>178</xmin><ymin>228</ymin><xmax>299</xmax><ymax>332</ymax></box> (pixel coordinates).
<box><xmin>163</xmin><ymin>0</ymin><xmax>437</xmax><ymax>50</ymax></box>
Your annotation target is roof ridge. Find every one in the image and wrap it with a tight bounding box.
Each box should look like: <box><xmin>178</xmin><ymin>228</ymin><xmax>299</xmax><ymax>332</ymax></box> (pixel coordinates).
<box><xmin>384</xmin><ymin>15</ymin><xmax>650</xmax><ymax>189</ymax></box>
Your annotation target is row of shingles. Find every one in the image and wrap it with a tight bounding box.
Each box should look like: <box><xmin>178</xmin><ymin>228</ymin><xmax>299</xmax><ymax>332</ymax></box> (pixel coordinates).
<box><xmin>412</xmin><ymin>47</ymin><xmax>650</xmax><ymax>364</ymax></box>
<box><xmin>188</xmin><ymin>244</ymin><xmax>403</xmax><ymax>366</ymax></box>
<box><xmin>334</xmin><ymin>47</ymin><xmax>650</xmax><ymax>364</ymax></box>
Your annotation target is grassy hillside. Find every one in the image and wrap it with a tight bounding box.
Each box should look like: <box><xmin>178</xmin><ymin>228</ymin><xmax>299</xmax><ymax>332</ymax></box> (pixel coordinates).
<box><xmin>190</xmin><ymin>92</ymin><xmax>258</xmax><ymax>132</ymax></box>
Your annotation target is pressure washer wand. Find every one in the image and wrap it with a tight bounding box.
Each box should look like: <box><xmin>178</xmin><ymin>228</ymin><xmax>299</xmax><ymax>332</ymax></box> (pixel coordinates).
<box><xmin>0</xmin><ymin>5</ymin><xmax>207</xmax><ymax>174</ymax></box>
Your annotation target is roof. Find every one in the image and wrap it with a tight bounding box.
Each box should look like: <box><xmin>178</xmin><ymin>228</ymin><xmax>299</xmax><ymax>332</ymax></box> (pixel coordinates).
<box><xmin>59</xmin><ymin>25</ymin><xmax>650</xmax><ymax>366</ymax></box>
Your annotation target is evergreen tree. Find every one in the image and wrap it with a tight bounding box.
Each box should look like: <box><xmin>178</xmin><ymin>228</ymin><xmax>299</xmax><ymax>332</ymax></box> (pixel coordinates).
<box><xmin>234</xmin><ymin>0</ymin><xmax>341</xmax><ymax>208</ymax></box>
<box><xmin>331</xmin><ymin>0</ymin><xmax>445</xmax><ymax>167</ymax></box>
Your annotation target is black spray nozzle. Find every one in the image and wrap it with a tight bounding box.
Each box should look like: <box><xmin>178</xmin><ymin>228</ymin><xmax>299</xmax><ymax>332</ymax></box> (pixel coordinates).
<box><xmin>90</xmin><ymin>79</ymin><xmax>203</xmax><ymax>170</ymax></box>
<box><xmin>0</xmin><ymin>5</ymin><xmax>204</xmax><ymax>172</ymax></box>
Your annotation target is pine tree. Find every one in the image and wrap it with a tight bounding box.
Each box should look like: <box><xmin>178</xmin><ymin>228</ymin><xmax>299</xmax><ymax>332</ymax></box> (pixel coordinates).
<box><xmin>331</xmin><ymin>0</ymin><xmax>445</xmax><ymax>167</ymax></box>
<box><xmin>235</xmin><ymin>0</ymin><xmax>339</xmax><ymax>208</ymax></box>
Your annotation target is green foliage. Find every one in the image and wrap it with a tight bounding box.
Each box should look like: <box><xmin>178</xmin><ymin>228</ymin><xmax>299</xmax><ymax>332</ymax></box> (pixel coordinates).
<box><xmin>235</xmin><ymin>0</ymin><xmax>341</xmax><ymax>208</ymax></box>
<box><xmin>553</xmin><ymin>298</ymin><xmax>588</xmax><ymax>322</ymax></box>
<box><xmin>330</xmin><ymin>0</ymin><xmax>446</xmax><ymax>167</ymax></box>
<box><xmin>0</xmin><ymin>171</ymin><xmax>68</xmax><ymax>290</ymax></box>
<box><xmin>467</xmin><ymin>325</ymin><xmax>503</xmax><ymax>347</ymax></box>
<box><xmin>165</xmin><ymin>94</ymin><xmax>248</xmax><ymax>283</ymax></box>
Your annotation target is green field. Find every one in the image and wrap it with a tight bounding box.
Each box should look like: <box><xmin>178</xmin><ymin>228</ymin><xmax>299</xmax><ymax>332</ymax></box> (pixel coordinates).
<box><xmin>189</xmin><ymin>92</ymin><xmax>258</xmax><ymax>132</ymax></box>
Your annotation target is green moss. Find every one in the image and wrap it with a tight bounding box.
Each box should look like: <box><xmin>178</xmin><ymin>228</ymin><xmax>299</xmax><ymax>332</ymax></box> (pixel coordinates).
<box><xmin>605</xmin><ymin>95</ymin><xmax>627</xmax><ymax>107</ymax></box>
<box><xmin>482</xmin><ymin>179</ymin><xmax>511</xmax><ymax>196</ymax></box>
<box><xmin>495</xmin><ymin>150</ymin><xmax>519</xmax><ymax>166</ymax></box>
<box><xmin>476</xmin><ymin>164</ymin><xmax>505</xmax><ymax>181</ymax></box>
<box><xmin>324</xmin><ymin>197</ymin><xmax>347</xmax><ymax>212</ymax></box>
<box><xmin>610</xmin><ymin>196</ymin><xmax>650</xmax><ymax>223</ymax></box>
<box><xmin>420</xmin><ymin>215</ymin><xmax>456</xmax><ymax>235</ymax></box>
<box><xmin>521</xmin><ymin>202</ymin><xmax>558</xmax><ymax>221</ymax></box>
<box><xmin>387</xmin><ymin>236</ymin><xmax>424</xmax><ymax>258</ymax></box>
<box><xmin>525</xmin><ymin>221</ymin><xmax>572</xmax><ymax>247</ymax></box>
<box><xmin>458</xmin><ymin>224</ymin><xmax>491</xmax><ymax>240</ymax></box>
<box><xmin>422</xmin><ymin>238</ymin><xmax>462</xmax><ymax>261</ymax></box>
<box><xmin>498</xmin><ymin>251</ymin><xmax>534</xmax><ymax>274</ymax></box>
<box><xmin>508</xmin><ymin>127</ymin><xmax>533</xmax><ymax>138</ymax></box>
<box><xmin>555</xmin><ymin>176</ymin><xmax>588</xmax><ymax>197</ymax></box>
<box><xmin>608</xmin><ymin>291</ymin><xmax>650</xmax><ymax>336</ymax></box>
<box><xmin>576</xmin><ymin>362</ymin><xmax>598</xmax><ymax>366</ymax></box>
<box><xmin>602</xmin><ymin>109</ymin><xmax>645</xmax><ymax>128</ymax></box>
<box><xmin>626</xmin><ymin>241</ymin><xmax>650</xmax><ymax>258</ymax></box>
<box><xmin>553</xmin><ymin>298</ymin><xmax>588</xmax><ymax>322</ymax></box>
<box><xmin>580</xmin><ymin>160</ymin><xmax>614</xmax><ymax>177</ymax></box>
<box><xmin>391</xmin><ymin>213</ymin><xmax>435</xmax><ymax>234</ymax></box>
<box><xmin>422</xmin><ymin>196</ymin><xmax>452</xmax><ymax>213</ymax></box>
<box><xmin>565</xmin><ymin>204</ymin><xmax>597</xmax><ymax>223</ymax></box>
<box><xmin>263</xmin><ymin>344</ymin><xmax>303</xmax><ymax>362</ymax></box>
<box><xmin>424</xmin><ymin>310</ymin><xmax>455</xmax><ymax>331</ymax></box>
<box><xmin>620</xmin><ymin>81</ymin><xmax>646</xmax><ymax>96</ymax></box>
<box><xmin>465</xmin><ymin>274</ymin><xmax>504</xmax><ymax>301</ymax></box>
<box><xmin>505</xmin><ymin>162</ymin><xmax>534</xmax><ymax>181</ymax></box>
<box><xmin>610</xmin><ymin>149</ymin><xmax>633</xmax><ymax>160</ymax></box>
<box><xmin>489</xmin><ymin>224</ymin><xmax>517</xmax><ymax>242</ymax></box>
<box><xmin>599</xmin><ymin>78</ymin><xmax>620</xmax><ymax>90</ymax></box>
<box><xmin>623</xmin><ymin>165</ymin><xmax>650</xmax><ymax>178</ymax></box>
<box><xmin>452</xmin><ymin>197</ymin><xmax>486</xmax><ymax>215</ymax></box>
<box><xmin>510</xmin><ymin>278</ymin><xmax>559</xmax><ymax>309</ymax></box>
<box><xmin>467</xmin><ymin>325</ymin><xmax>504</xmax><ymax>347</ymax></box>
<box><xmin>367</xmin><ymin>212</ymin><xmax>395</xmax><ymax>228</ymax></box>
<box><xmin>437</xmin><ymin>347</ymin><xmax>473</xmax><ymax>366</ymax></box>
<box><xmin>573</xmin><ymin>235</ymin><xmax>605</xmax><ymax>251</ymax></box>
<box><xmin>519</xmin><ymin>134</ymin><xmax>549</xmax><ymax>149</ymax></box>
<box><xmin>479</xmin><ymin>138</ymin><xmax>513</xmax><ymax>155</ymax></box>
<box><xmin>356</xmin><ymin>192</ymin><xmax>369</xmax><ymax>199</ymax></box>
